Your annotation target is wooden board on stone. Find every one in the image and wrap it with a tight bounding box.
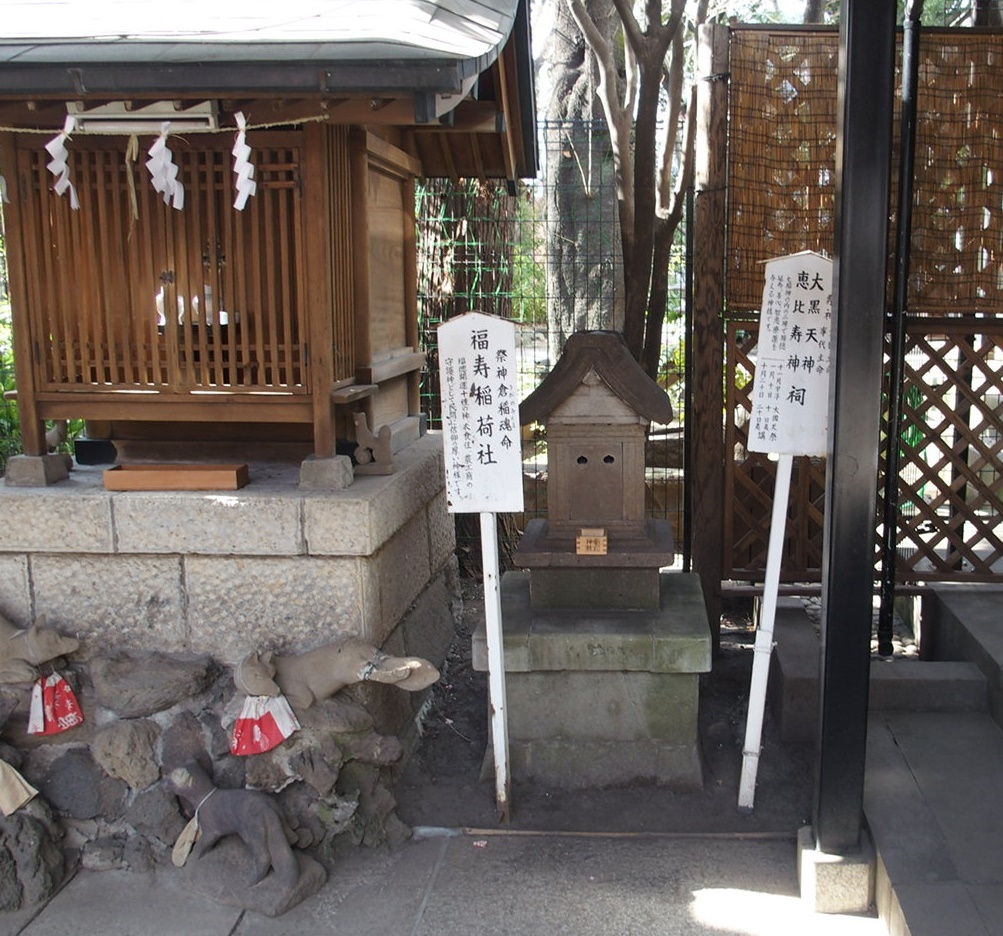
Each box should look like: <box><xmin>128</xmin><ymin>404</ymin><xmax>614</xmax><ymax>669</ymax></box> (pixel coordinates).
<box><xmin>103</xmin><ymin>464</ymin><xmax>250</xmax><ymax>491</ymax></box>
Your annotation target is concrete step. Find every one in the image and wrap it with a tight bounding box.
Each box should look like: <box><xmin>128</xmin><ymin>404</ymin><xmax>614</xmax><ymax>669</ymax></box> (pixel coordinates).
<box><xmin>927</xmin><ymin>584</ymin><xmax>1003</xmax><ymax>726</ymax></box>
<box><xmin>866</xmin><ymin>711</ymin><xmax>1003</xmax><ymax>936</ymax></box>
<box><xmin>768</xmin><ymin>599</ymin><xmax>988</xmax><ymax>744</ymax></box>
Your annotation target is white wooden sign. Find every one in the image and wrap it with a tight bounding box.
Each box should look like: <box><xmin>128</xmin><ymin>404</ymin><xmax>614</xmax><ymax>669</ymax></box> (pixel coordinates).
<box><xmin>748</xmin><ymin>251</ymin><xmax>834</xmax><ymax>457</ymax></box>
<box><xmin>437</xmin><ymin>311</ymin><xmax>523</xmax><ymax>820</ymax></box>
<box><xmin>438</xmin><ymin>312</ymin><xmax>525</xmax><ymax>514</ymax></box>
<box><xmin>739</xmin><ymin>250</ymin><xmax>834</xmax><ymax>812</ymax></box>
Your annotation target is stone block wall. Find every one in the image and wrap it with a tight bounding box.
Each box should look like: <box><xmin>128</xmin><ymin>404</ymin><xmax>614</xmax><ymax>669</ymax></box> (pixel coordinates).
<box><xmin>0</xmin><ymin>434</ymin><xmax>456</xmax><ymax>666</ymax></box>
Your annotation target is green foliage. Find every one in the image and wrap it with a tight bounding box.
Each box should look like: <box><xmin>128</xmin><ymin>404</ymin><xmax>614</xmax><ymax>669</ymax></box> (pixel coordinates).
<box><xmin>0</xmin><ymin>301</ymin><xmax>20</xmax><ymax>473</ymax></box>
<box><xmin>0</xmin><ymin>302</ymin><xmax>83</xmax><ymax>474</ymax></box>
<box><xmin>657</xmin><ymin>338</ymin><xmax>686</xmax><ymax>417</ymax></box>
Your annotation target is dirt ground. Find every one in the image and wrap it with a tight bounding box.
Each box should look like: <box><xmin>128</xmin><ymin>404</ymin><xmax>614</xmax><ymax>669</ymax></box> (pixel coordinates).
<box><xmin>395</xmin><ymin>578</ymin><xmax>815</xmax><ymax>835</ymax></box>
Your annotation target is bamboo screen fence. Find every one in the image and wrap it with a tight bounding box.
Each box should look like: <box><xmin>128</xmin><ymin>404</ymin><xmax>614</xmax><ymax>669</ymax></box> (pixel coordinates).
<box><xmin>723</xmin><ymin>26</ymin><xmax>1003</xmax><ymax>582</ymax></box>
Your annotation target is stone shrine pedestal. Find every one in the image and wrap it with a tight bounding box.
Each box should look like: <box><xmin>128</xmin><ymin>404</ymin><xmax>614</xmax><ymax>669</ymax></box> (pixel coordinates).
<box><xmin>473</xmin><ymin>570</ymin><xmax>712</xmax><ymax>791</ymax></box>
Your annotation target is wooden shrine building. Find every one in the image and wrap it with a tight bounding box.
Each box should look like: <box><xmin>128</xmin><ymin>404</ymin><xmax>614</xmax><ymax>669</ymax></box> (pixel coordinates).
<box><xmin>0</xmin><ymin>0</ymin><xmax>536</xmax><ymax>469</ymax></box>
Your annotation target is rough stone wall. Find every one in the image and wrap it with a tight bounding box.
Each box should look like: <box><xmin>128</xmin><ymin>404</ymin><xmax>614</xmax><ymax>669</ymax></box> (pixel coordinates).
<box><xmin>0</xmin><ymin>643</ymin><xmax>437</xmax><ymax>909</ymax></box>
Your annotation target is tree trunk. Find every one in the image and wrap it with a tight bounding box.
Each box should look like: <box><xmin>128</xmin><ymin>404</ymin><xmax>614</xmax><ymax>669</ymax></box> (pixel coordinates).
<box><xmin>543</xmin><ymin>0</ymin><xmax>623</xmax><ymax>366</ymax></box>
<box><xmin>803</xmin><ymin>0</ymin><xmax>825</xmax><ymax>23</ymax></box>
<box><xmin>558</xmin><ymin>0</ymin><xmax>702</xmax><ymax>378</ymax></box>
<box><xmin>974</xmin><ymin>0</ymin><xmax>1003</xmax><ymax>27</ymax></box>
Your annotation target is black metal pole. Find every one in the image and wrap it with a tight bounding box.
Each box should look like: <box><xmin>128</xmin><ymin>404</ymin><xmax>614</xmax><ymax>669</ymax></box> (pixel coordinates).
<box><xmin>813</xmin><ymin>0</ymin><xmax>896</xmax><ymax>854</ymax></box>
<box><xmin>878</xmin><ymin>1</ymin><xmax>924</xmax><ymax>658</ymax></box>
<box><xmin>684</xmin><ymin>185</ymin><xmax>694</xmax><ymax>574</ymax></box>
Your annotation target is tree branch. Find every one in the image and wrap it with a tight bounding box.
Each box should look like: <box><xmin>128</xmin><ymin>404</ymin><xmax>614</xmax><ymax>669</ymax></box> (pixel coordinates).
<box><xmin>612</xmin><ymin>0</ymin><xmax>644</xmax><ymax>53</ymax></box>
<box><xmin>565</xmin><ymin>0</ymin><xmax>635</xmax><ymax>239</ymax></box>
<box><xmin>658</xmin><ymin>0</ymin><xmax>707</xmax><ymax>214</ymax></box>
<box><xmin>564</xmin><ymin>0</ymin><xmax>630</xmax><ymax>131</ymax></box>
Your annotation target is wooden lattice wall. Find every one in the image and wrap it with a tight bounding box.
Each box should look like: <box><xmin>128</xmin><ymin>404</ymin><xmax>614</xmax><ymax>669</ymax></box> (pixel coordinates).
<box><xmin>3</xmin><ymin>123</ymin><xmax>430</xmax><ymax>459</ymax></box>
<box><xmin>10</xmin><ymin>131</ymin><xmax>312</xmax><ymax>395</ymax></box>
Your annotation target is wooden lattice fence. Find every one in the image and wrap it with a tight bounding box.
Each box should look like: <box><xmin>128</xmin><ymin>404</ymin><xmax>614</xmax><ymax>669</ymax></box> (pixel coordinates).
<box><xmin>696</xmin><ymin>25</ymin><xmax>1003</xmax><ymax>587</ymax></box>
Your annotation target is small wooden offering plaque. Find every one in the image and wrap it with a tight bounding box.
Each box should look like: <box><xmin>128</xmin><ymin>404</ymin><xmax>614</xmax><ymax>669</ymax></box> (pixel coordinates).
<box><xmin>576</xmin><ymin>527</ymin><xmax>608</xmax><ymax>556</ymax></box>
<box><xmin>104</xmin><ymin>463</ymin><xmax>250</xmax><ymax>491</ymax></box>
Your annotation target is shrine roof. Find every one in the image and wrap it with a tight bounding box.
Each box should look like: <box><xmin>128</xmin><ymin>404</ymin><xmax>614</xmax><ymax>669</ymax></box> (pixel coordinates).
<box><xmin>0</xmin><ymin>0</ymin><xmax>537</xmax><ymax>180</ymax></box>
<box><xmin>519</xmin><ymin>331</ymin><xmax>675</xmax><ymax>427</ymax></box>
<box><xmin>0</xmin><ymin>0</ymin><xmax>517</xmax><ymax>67</ymax></box>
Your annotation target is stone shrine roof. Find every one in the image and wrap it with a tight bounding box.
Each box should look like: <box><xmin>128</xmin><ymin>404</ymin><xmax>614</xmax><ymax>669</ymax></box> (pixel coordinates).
<box><xmin>519</xmin><ymin>331</ymin><xmax>674</xmax><ymax>427</ymax></box>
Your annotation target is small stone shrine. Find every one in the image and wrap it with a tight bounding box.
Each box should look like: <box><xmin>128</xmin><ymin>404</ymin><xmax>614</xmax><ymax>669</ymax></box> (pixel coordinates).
<box><xmin>474</xmin><ymin>331</ymin><xmax>711</xmax><ymax>789</ymax></box>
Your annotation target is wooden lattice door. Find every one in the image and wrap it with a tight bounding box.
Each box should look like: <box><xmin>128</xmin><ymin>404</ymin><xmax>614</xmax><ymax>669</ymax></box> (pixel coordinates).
<box><xmin>8</xmin><ymin>131</ymin><xmax>309</xmax><ymax>398</ymax></box>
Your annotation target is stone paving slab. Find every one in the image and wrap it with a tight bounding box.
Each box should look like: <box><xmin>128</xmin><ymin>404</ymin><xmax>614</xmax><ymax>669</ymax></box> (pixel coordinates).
<box><xmin>892</xmin><ymin>881</ymin><xmax>996</xmax><ymax>936</ymax></box>
<box><xmin>866</xmin><ymin>718</ymin><xmax>959</xmax><ymax>886</ymax></box>
<box><xmin>866</xmin><ymin>712</ymin><xmax>1003</xmax><ymax>936</ymax></box>
<box><xmin>880</xmin><ymin>712</ymin><xmax>1003</xmax><ymax>885</ymax></box>
<box><xmin>235</xmin><ymin>837</ymin><xmax>442</xmax><ymax>936</ymax></box>
<box><xmin>966</xmin><ymin>883</ymin><xmax>1003</xmax><ymax>936</ymax></box>
<box><xmin>19</xmin><ymin>868</ymin><xmax>242</xmax><ymax>936</ymax></box>
<box><xmin>410</xmin><ymin>833</ymin><xmax>881</xmax><ymax>936</ymax></box>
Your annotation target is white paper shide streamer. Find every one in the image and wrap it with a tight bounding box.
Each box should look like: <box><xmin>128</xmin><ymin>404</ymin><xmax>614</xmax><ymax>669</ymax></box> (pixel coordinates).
<box><xmin>232</xmin><ymin>112</ymin><xmax>256</xmax><ymax>210</ymax></box>
<box><xmin>45</xmin><ymin>116</ymin><xmax>79</xmax><ymax>210</ymax></box>
<box><xmin>146</xmin><ymin>122</ymin><xmax>185</xmax><ymax>210</ymax></box>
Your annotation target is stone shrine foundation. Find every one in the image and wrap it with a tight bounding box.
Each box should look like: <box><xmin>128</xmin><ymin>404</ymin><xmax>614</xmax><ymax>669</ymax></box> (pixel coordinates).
<box><xmin>474</xmin><ymin>571</ymin><xmax>711</xmax><ymax>790</ymax></box>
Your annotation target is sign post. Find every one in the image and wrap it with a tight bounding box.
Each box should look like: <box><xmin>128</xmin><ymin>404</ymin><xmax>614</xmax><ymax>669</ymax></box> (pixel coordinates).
<box><xmin>739</xmin><ymin>251</ymin><xmax>833</xmax><ymax>812</ymax></box>
<box><xmin>437</xmin><ymin>312</ymin><xmax>524</xmax><ymax>822</ymax></box>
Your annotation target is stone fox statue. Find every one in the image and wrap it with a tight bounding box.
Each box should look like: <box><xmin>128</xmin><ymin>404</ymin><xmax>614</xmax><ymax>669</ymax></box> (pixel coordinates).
<box><xmin>237</xmin><ymin>636</ymin><xmax>439</xmax><ymax>710</ymax></box>
<box><xmin>0</xmin><ymin>613</ymin><xmax>79</xmax><ymax>683</ymax></box>
<box><xmin>167</xmin><ymin>762</ymin><xmax>299</xmax><ymax>890</ymax></box>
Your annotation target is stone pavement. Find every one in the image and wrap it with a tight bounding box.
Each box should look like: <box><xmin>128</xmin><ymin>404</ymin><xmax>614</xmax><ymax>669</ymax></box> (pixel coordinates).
<box><xmin>0</xmin><ymin>830</ymin><xmax>884</xmax><ymax>936</ymax></box>
<box><xmin>866</xmin><ymin>710</ymin><xmax>1003</xmax><ymax>936</ymax></box>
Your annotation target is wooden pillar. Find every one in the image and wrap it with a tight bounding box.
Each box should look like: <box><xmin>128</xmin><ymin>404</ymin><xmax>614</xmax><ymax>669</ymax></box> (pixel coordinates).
<box><xmin>813</xmin><ymin>0</ymin><xmax>896</xmax><ymax>854</ymax></box>
<box><xmin>403</xmin><ymin>176</ymin><xmax>420</xmax><ymax>417</ymax></box>
<box><xmin>691</xmin><ymin>23</ymin><xmax>729</xmax><ymax>650</ymax></box>
<box><xmin>350</xmin><ymin>130</ymin><xmax>372</xmax><ymax>382</ymax></box>
<box><xmin>2</xmin><ymin>133</ymin><xmax>45</xmax><ymax>456</ymax></box>
<box><xmin>304</xmin><ymin>122</ymin><xmax>336</xmax><ymax>458</ymax></box>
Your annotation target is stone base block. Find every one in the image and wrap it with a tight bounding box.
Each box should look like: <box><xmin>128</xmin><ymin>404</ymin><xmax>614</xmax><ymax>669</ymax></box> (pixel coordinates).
<box><xmin>4</xmin><ymin>454</ymin><xmax>70</xmax><ymax>487</ymax></box>
<box><xmin>506</xmin><ymin>670</ymin><xmax>699</xmax><ymax>743</ymax></box>
<box><xmin>484</xmin><ymin>738</ymin><xmax>703</xmax><ymax>791</ymax></box>
<box><xmin>298</xmin><ymin>454</ymin><xmax>354</xmax><ymax>490</ymax></box>
<box><xmin>474</xmin><ymin>571</ymin><xmax>711</xmax><ymax>791</ymax></box>
<box><xmin>529</xmin><ymin>567</ymin><xmax>660</xmax><ymax>610</ymax></box>
<box><xmin>473</xmin><ymin>571</ymin><xmax>712</xmax><ymax>675</ymax></box>
<box><xmin>797</xmin><ymin>825</ymin><xmax>875</xmax><ymax>915</ymax></box>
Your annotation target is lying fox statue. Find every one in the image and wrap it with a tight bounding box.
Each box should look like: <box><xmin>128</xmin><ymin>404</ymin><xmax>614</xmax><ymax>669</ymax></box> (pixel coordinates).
<box><xmin>0</xmin><ymin>612</ymin><xmax>79</xmax><ymax>683</ymax></box>
<box><xmin>235</xmin><ymin>637</ymin><xmax>439</xmax><ymax>709</ymax></box>
<box><xmin>166</xmin><ymin>761</ymin><xmax>299</xmax><ymax>890</ymax></box>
